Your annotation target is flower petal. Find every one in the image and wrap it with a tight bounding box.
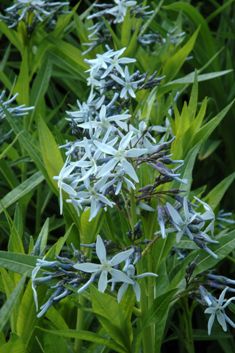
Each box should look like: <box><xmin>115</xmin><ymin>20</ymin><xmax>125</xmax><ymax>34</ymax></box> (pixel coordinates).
<box><xmin>207</xmin><ymin>313</ymin><xmax>215</xmax><ymax>335</ymax></box>
<box><xmin>98</xmin><ymin>270</ymin><xmax>108</xmax><ymax>292</ymax></box>
<box><xmin>133</xmin><ymin>282</ymin><xmax>141</xmax><ymax>302</ymax></box>
<box><xmin>110</xmin><ymin>248</ymin><xmax>134</xmax><ymax>266</ymax></box>
<box><xmin>96</xmin><ymin>235</ymin><xmax>107</xmax><ymax>263</ymax></box>
<box><xmin>110</xmin><ymin>269</ymin><xmax>134</xmax><ymax>284</ymax></box>
<box><xmin>73</xmin><ymin>262</ymin><xmax>101</xmax><ymax>273</ymax></box>
<box><xmin>117</xmin><ymin>283</ymin><xmax>128</xmax><ymax>303</ymax></box>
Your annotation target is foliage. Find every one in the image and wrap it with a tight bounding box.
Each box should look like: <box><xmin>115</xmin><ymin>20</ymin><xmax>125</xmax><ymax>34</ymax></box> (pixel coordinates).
<box><xmin>0</xmin><ymin>1</ymin><xmax>234</xmax><ymax>353</ymax></box>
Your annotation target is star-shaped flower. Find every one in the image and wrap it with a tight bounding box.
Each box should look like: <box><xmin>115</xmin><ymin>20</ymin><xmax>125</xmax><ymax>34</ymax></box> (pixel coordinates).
<box><xmin>204</xmin><ymin>287</ymin><xmax>235</xmax><ymax>335</ymax></box>
<box><xmin>74</xmin><ymin>235</ymin><xmax>134</xmax><ymax>292</ymax></box>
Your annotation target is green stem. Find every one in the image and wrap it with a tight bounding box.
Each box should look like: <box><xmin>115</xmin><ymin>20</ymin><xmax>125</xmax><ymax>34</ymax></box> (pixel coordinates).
<box><xmin>121</xmin><ymin>191</ymin><xmax>134</xmax><ymax>232</ymax></box>
<box><xmin>74</xmin><ymin>298</ymin><xmax>85</xmax><ymax>352</ymax></box>
<box><xmin>183</xmin><ymin>298</ymin><xmax>195</xmax><ymax>353</ymax></box>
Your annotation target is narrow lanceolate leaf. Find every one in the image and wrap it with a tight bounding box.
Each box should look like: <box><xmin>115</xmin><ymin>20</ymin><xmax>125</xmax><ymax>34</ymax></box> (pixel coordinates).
<box><xmin>163</xmin><ymin>28</ymin><xmax>199</xmax><ymax>81</ymax></box>
<box><xmin>167</xmin><ymin>70</ymin><xmax>233</xmax><ymax>86</ymax></box>
<box><xmin>164</xmin><ymin>2</ymin><xmax>217</xmax><ymax>69</ymax></box>
<box><xmin>205</xmin><ymin>172</ymin><xmax>235</xmax><ymax>210</ymax></box>
<box><xmin>192</xmin><ymin>99</ymin><xmax>235</xmax><ymax>146</ymax></box>
<box><xmin>0</xmin><ymin>275</ymin><xmax>26</xmax><ymax>331</ymax></box>
<box><xmin>37</xmin><ymin>328</ymin><xmax>127</xmax><ymax>353</ymax></box>
<box><xmin>5</xmin><ymin>113</ymin><xmax>46</xmax><ymax>174</ymax></box>
<box><xmin>90</xmin><ymin>286</ymin><xmax>132</xmax><ymax>351</ymax></box>
<box><xmin>38</xmin><ymin>116</ymin><xmax>64</xmax><ymax>190</ymax></box>
<box><xmin>0</xmin><ymin>336</ymin><xmax>26</xmax><ymax>353</ymax></box>
<box><xmin>14</xmin><ymin>47</ymin><xmax>29</xmax><ymax>105</ymax></box>
<box><xmin>0</xmin><ymin>172</ymin><xmax>44</xmax><ymax>214</ymax></box>
<box><xmin>33</xmin><ymin>218</ymin><xmax>50</xmax><ymax>256</ymax></box>
<box><xmin>194</xmin><ymin>230</ymin><xmax>235</xmax><ymax>275</ymax></box>
<box><xmin>31</xmin><ymin>56</ymin><xmax>52</xmax><ymax>108</ymax></box>
<box><xmin>0</xmin><ymin>252</ymin><xmax>38</xmax><ymax>275</ymax></box>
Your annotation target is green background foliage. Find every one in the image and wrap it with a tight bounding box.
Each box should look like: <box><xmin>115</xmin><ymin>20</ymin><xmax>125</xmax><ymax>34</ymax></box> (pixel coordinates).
<box><xmin>0</xmin><ymin>1</ymin><xmax>234</xmax><ymax>352</ymax></box>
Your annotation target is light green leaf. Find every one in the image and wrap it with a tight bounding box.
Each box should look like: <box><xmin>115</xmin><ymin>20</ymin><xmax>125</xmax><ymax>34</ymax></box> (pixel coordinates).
<box><xmin>194</xmin><ymin>230</ymin><xmax>235</xmax><ymax>275</ymax></box>
<box><xmin>38</xmin><ymin>116</ymin><xmax>64</xmax><ymax>190</ymax></box>
<box><xmin>163</xmin><ymin>29</ymin><xmax>199</xmax><ymax>81</ymax></box>
<box><xmin>0</xmin><ymin>275</ymin><xmax>26</xmax><ymax>331</ymax></box>
<box><xmin>33</xmin><ymin>218</ymin><xmax>50</xmax><ymax>256</ymax></box>
<box><xmin>192</xmin><ymin>99</ymin><xmax>235</xmax><ymax>146</ymax></box>
<box><xmin>0</xmin><ymin>251</ymin><xmax>37</xmax><ymax>275</ymax></box>
<box><xmin>90</xmin><ymin>286</ymin><xmax>132</xmax><ymax>352</ymax></box>
<box><xmin>37</xmin><ymin>328</ymin><xmax>127</xmax><ymax>353</ymax></box>
<box><xmin>15</xmin><ymin>280</ymin><xmax>37</xmax><ymax>345</ymax></box>
<box><xmin>0</xmin><ymin>335</ymin><xmax>26</xmax><ymax>353</ymax></box>
<box><xmin>168</xmin><ymin>70</ymin><xmax>233</xmax><ymax>85</ymax></box>
<box><xmin>0</xmin><ymin>172</ymin><xmax>44</xmax><ymax>214</ymax></box>
<box><xmin>14</xmin><ymin>47</ymin><xmax>29</xmax><ymax>105</ymax></box>
<box><xmin>205</xmin><ymin>172</ymin><xmax>235</xmax><ymax>210</ymax></box>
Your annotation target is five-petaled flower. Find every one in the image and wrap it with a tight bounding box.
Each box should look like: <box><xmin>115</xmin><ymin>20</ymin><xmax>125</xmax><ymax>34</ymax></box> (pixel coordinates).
<box><xmin>204</xmin><ymin>287</ymin><xmax>235</xmax><ymax>335</ymax></box>
<box><xmin>74</xmin><ymin>235</ymin><xmax>135</xmax><ymax>292</ymax></box>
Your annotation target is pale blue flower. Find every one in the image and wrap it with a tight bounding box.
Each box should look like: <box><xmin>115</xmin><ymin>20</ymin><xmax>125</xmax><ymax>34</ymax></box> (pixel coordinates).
<box><xmin>204</xmin><ymin>287</ymin><xmax>235</xmax><ymax>335</ymax></box>
<box><xmin>107</xmin><ymin>1</ymin><xmax>137</xmax><ymax>23</ymax></box>
<box><xmin>101</xmin><ymin>47</ymin><xmax>136</xmax><ymax>78</ymax></box>
<box><xmin>70</xmin><ymin>177</ymin><xmax>115</xmax><ymax>220</ymax></box>
<box><xmin>66</xmin><ymin>93</ymin><xmax>105</xmax><ymax>124</ymax></box>
<box><xmin>0</xmin><ymin>91</ymin><xmax>34</xmax><ymax>120</ymax></box>
<box><xmin>111</xmin><ymin>66</ymin><xmax>143</xmax><ymax>99</ymax></box>
<box><xmin>1</xmin><ymin>0</ymin><xmax>69</xmax><ymax>28</ymax></box>
<box><xmin>94</xmin><ymin>131</ymin><xmax>147</xmax><ymax>181</ymax></box>
<box><xmin>74</xmin><ymin>235</ymin><xmax>134</xmax><ymax>292</ymax></box>
<box><xmin>77</xmin><ymin>104</ymin><xmax>130</xmax><ymax>136</ymax></box>
<box><xmin>117</xmin><ymin>259</ymin><xmax>158</xmax><ymax>302</ymax></box>
<box><xmin>53</xmin><ymin>156</ymin><xmax>77</xmax><ymax>214</ymax></box>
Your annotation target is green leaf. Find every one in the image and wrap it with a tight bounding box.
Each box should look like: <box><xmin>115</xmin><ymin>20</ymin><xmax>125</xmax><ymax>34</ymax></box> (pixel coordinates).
<box><xmin>38</xmin><ymin>116</ymin><xmax>64</xmax><ymax>190</ymax></box>
<box><xmin>45</xmin><ymin>307</ymin><xmax>69</xmax><ymax>330</ymax></box>
<box><xmin>139</xmin><ymin>0</ymin><xmax>164</xmax><ymax>37</ymax></box>
<box><xmin>0</xmin><ymin>22</ymin><xmax>22</xmax><ymax>52</ymax></box>
<box><xmin>0</xmin><ymin>275</ymin><xmax>26</xmax><ymax>331</ymax></box>
<box><xmin>90</xmin><ymin>286</ymin><xmax>132</xmax><ymax>352</ymax></box>
<box><xmin>31</xmin><ymin>56</ymin><xmax>52</xmax><ymax>109</ymax></box>
<box><xmin>15</xmin><ymin>280</ymin><xmax>37</xmax><ymax>345</ymax></box>
<box><xmin>198</xmin><ymin>139</ymin><xmax>221</xmax><ymax>160</ymax></box>
<box><xmin>164</xmin><ymin>2</ymin><xmax>217</xmax><ymax>69</ymax></box>
<box><xmin>168</xmin><ymin>70</ymin><xmax>233</xmax><ymax>85</ymax></box>
<box><xmin>179</xmin><ymin>144</ymin><xmax>200</xmax><ymax>193</ymax></box>
<box><xmin>0</xmin><ymin>172</ymin><xmax>44</xmax><ymax>214</ymax></box>
<box><xmin>33</xmin><ymin>218</ymin><xmax>50</xmax><ymax>256</ymax></box>
<box><xmin>194</xmin><ymin>230</ymin><xmax>235</xmax><ymax>275</ymax></box>
<box><xmin>48</xmin><ymin>37</ymin><xmax>88</xmax><ymax>76</ymax></box>
<box><xmin>204</xmin><ymin>172</ymin><xmax>235</xmax><ymax>210</ymax></box>
<box><xmin>0</xmin><ymin>335</ymin><xmax>26</xmax><ymax>353</ymax></box>
<box><xmin>79</xmin><ymin>209</ymin><xmax>104</xmax><ymax>244</ymax></box>
<box><xmin>5</xmin><ymin>113</ymin><xmax>46</xmax><ymax>174</ymax></box>
<box><xmin>7</xmin><ymin>205</ymin><xmax>25</xmax><ymax>254</ymax></box>
<box><xmin>134</xmin><ymin>290</ymin><xmax>177</xmax><ymax>353</ymax></box>
<box><xmin>46</xmin><ymin>224</ymin><xmax>74</xmax><ymax>258</ymax></box>
<box><xmin>192</xmin><ymin>99</ymin><xmax>235</xmax><ymax>146</ymax></box>
<box><xmin>163</xmin><ymin>28</ymin><xmax>199</xmax><ymax>81</ymax></box>
<box><xmin>0</xmin><ymin>252</ymin><xmax>37</xmax><ymax>275</ymax></box>
<box><xmin>14</xmin><ymin>47</ymin><xmax>29</xmax><ymax>105</ymax></box>
<box><xmin>37</xmin><ymin>328</ymin><xmax>127</xmax><ymax>353</ymax></box>
<box><xmin>43</xmin><ymin>333</ymin><xmax>69</xmax><ymax>353</ymax></box>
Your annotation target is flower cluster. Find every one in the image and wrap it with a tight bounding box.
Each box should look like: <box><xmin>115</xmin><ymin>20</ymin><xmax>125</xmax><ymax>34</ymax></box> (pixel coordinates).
<box><xmin>155</xmin><ymin>196</ymin><xmax>218</xmax><ymax>258</ymax></box>
<box><xmin>199</xmin><ymin>283</ymin><xmax>235</xmax><ymax>335</ymax></box>
<box><xmin>0</xmin><ymin>0</ymin><xmax>69</xmax><ymax>30</ymax></box>
<box><xmin>32</xmin><ymin>235</ymin><xmax>157</xmax><ymax>317</ymax></box>
<box><xmin>83</xmin><ymin>1</ymin><xmax>152</xmax><ymax>54</ymax></box>
<box><xmin>0</xmin><ymin>90</ymin><xmax>33</xmax><ymax>143</ymax></box>
<box><xmin>0</xmin><ymin>91</ymin><xmax>33</xmax><ymax>121</ymax></box>
<box><xmin>54</xmin><ymin>46</ymin><xmax>170</xmax><ymax>220</ymax></box>
<box><xmin>138</xmin><ymin>28</ymin><xmax>186</xmax><ymax>48</ymax></box>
